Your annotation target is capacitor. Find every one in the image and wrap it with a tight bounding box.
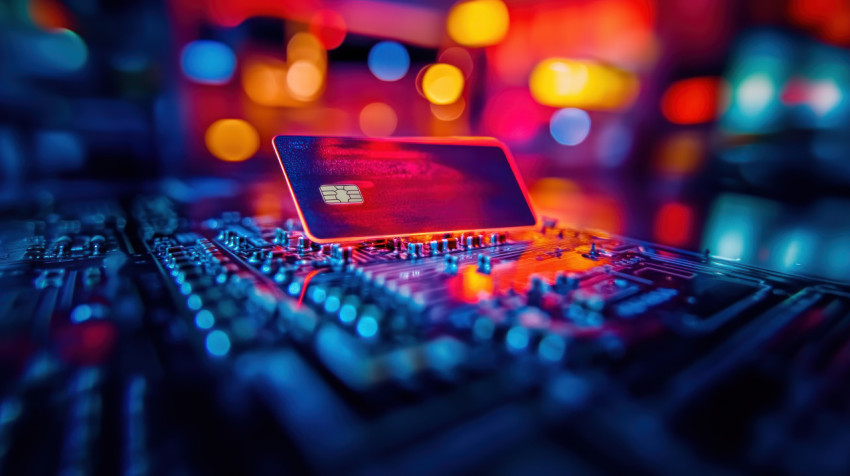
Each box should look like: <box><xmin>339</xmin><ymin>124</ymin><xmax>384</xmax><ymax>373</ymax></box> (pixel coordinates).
<box><xmin>477</xmin><ymin>254</ymin><xmax>491</xmax><ymax>274</ymax></box>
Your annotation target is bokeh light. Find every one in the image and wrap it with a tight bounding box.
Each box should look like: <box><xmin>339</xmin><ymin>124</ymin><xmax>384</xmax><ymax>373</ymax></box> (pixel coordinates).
<box><xmin>736</xmin><ymin>74</ymin><xmax>776</xmax><ymax>117</ymax></box>
<box><xmin>549</xmin><ymin>108</ymin><xmax>591</xmax><ymax>146</ymax></box>
<box><xmin>482</xmin><ymin>88</ymin><xmax>546</xmax><ymax>143</ymax></box>
<box><xmin>204</xmin><ymin>119</ymin><xmax>260</xmax><ymax>162</ymax></box>
<box><xmin>205</xmin><ymin>330</ymin><xmax>231</xmax><ymax>357</ymax></box>
<box><xmin>359</xmin><ymin>102</ymin><xmax>398</xmax><ymax>136</ymax></box>
<box><xmin>32</xmin><ymin>28</ymin><xmax>88</xmax><ymax>73</ymax></box>
<box><xmin>287</xmin><ymin>32</ymin><xmax>326</xmax><ymax>65</ymax></box>
<box><xmin>654</xmin><ymin>132</ymin><xmax>704</xmax><ymax>176</ymax></box>
<box><xmin>430</xmin><ymin>98</ymin><xmax>466</xmax><ymax>121</ymax></box>
<box><xmin>180</xmin><ymin>40</ymin><xmax>236</xmax><ymax>85</ymax></box>
<box><xmin>772</xmin><ymin>229</ymin><xmax>817</xmax><ymax>272</ymax></box>
<box><xmin>789</xmin><ymin>0</ymin><xmax>850</xmax><ymax>45</ymax></box>
<box><xmin>529</xmin><ymin>58</ymin><xmax>638</xmax><ymax>110</ymax></box>
<box><xmin>789</xmin><ymin>0</ymin><xmax>837</xmax><ymax>27</ymax></box>
<box><xmin>722</xmin><ymin>33</ymin><xmax>791</xmax><ymax>132</ymax></box>
<box><xmin>286</xmin><ymin>60</ymin><xmax>324</xmax><ymax>101</ymax></box>
<box><xmin>356</xmin><ymin>316</ymin><xmax>378</xmax><ymax>338</ymax></box>
<box><xmin>242</xmin><ymin>58</ymin><xmax>292</xmax><ymax>106</ymax></box>
<box><xmin>367</xmin><ymin>41</ymin><xmax>410</xmax><ymax>81</ymax></box>
<box><xmin>421</xmin><ymin>64</ymin><xmax>465</xmax><ymax>105</ymax></box>
<box><xmin>531</xmin><ymin>58</ymin><xmax>588</xmax><ymax>104</ymax></box>
<box><xmin>309</xmin><ymin>10</ymin><xmax>347</xmax><ymax>50</ymax></box>
<box><xmin>28</xmin><ymin>0</ymin><xmax>72</xmax><ymax>30</ymax></box>
<box><xmin>447</xmin><ymin>0</ymin><xmax>510</xmax><ymax>47</ymax></box>
<box><xmin>702</xmin><ymin>194</ymin><xmax>776</xmax><ymax>262</ymax></box>
<box><xmin>439</xmin><ymin>47</ymin><xmax>474</xmax><ymax>78</ymax></box>
<box><xmin>195</xmin><ymin>310</ymin><xmax>215</xmax><ymax>330</ymax></box>
<box><xmin>808</xmin><ymin>80</ymin><xmax>842</xmax><ymax>118</ymax></box>
<box><xmin>661</xmin><ymin>77</ymin><xmax>723</xmax><ymax>125</ymax></box>
<box><xmin>654</xmin><ymin>202</ymin><xmax>693</xmax><ymax>246</ymax></box>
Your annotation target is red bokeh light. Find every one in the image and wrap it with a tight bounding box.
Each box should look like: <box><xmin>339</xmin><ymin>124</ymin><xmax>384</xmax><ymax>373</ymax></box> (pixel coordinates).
<box><xmin>654</xmin><ymin>202</ymin><xmax>693</xmax><ymax>246</ymax></box>
<box><xmin>56</xmin><ymin>321</ymin><xmax>118</xmax><ymax>366</ymax></box>
<box><xmin>309</xmin><ymin>10</ymin><xmax>347</xmax><ymax>50</ymax></box>
<box><xmin>788</xmin><ymin>0</ymin><xmax>850</xmax><ymax>45</ymax></box>
<box><xmin>789</xmin><ymin>0</ymin><xmax>843</xmax><ymax>26</ymax></box>
<box><xmin>661</xmin><ymin>77</ymin><xmax>722</xmax><ymax>125</ymax></box>
<box><xmin>28</xmin><ymin>0</ymin><xmax>74</xmax><ymax>30</ymax></box>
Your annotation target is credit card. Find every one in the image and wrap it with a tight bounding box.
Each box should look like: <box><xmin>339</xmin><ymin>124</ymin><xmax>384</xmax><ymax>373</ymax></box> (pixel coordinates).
<box><xmin>273</xmin><ymin>136</ymin><xmax>537</xmax><ymax>243</ymax></box>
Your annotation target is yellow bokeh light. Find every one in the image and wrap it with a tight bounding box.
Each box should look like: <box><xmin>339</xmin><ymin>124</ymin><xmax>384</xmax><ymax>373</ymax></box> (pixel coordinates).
<box><xmin>530</xmin><ymin>58</ymin><xmax>589</xmax><ymax>107</ymax></box>
<box><xmin>287</xmin><ymin>32</ymin><xmax>326</xmax><ymax>65</ymax></box>
<box><xmin>529</xmin><ymin>58</ymin><xmax>638</xmax><ymax>111</ymax></box>
<box><xmin>204</xmin><ymin>119</ymin><xmax>260</xmax><ymax>162</ymax></box>
<box><xmin>359</xmin><ymin>102</ymin><xmax>398</xmax><ymax>137</ymax></box>
<box><xmin>430</xmin><ymin>97</ymin><xmax>466</xmax><ymax>121</ymax></box>
<box><xmin>422</xmin><ymin>63</ymin><xmax>464</xmax><ymax>105</ymax></box>
<box><xmin>286</xmin><ymin>60</ymin><xmax>323</xmax><ymax>101</ymax></box>
<box><xmin>447</xmin><ymin>0</ymin><xmax>510</xmax><ymax>47</ymax></box>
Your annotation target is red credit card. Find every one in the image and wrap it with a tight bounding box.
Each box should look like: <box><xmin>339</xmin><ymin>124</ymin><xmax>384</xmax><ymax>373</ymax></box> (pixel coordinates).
<box><xmin>273</xmin><ymin>136</ymin><xmax>537</xmax><ymax>243</ymax></box>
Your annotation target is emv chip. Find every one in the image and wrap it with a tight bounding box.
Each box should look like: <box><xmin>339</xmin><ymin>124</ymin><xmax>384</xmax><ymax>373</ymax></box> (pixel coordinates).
<box><xmin>320</xmin><ymin>185</ymin><xmax>363</xmax><ymax>204</ymax></box>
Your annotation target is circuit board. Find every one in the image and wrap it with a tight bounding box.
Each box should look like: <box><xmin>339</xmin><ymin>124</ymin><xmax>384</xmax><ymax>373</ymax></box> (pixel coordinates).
<box><xmin>1</xmin><ymin>194</ymin><xmax>848</xmax><ymax>475</ymax></box>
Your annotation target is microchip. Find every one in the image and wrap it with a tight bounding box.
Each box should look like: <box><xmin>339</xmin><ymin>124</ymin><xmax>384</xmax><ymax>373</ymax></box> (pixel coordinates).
<box><xmin>319</xmin><ymin>185</ymin><xmax>363</xmax><ymax>204</ymax></box>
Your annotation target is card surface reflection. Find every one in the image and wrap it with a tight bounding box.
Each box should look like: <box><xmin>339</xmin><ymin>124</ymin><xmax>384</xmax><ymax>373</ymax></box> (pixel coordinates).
<box><xmin>273</xmin><ymin>136</ymin><xmax>537</xmax><ymax>242</ymax></box>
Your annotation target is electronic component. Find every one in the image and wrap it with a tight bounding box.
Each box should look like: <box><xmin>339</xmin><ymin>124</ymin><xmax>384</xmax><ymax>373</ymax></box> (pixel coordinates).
<box><xmin>0</xmin><ymin>193</ymin><xmax>847</xmax><ymax>474</ymax></box>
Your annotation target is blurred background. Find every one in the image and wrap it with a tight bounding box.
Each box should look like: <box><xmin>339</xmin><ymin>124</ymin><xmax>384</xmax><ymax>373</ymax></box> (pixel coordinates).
<box><xmin>1</xmin><ymin>0</ymin><xmax>849</xmax><ymax>281</ymax></box>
